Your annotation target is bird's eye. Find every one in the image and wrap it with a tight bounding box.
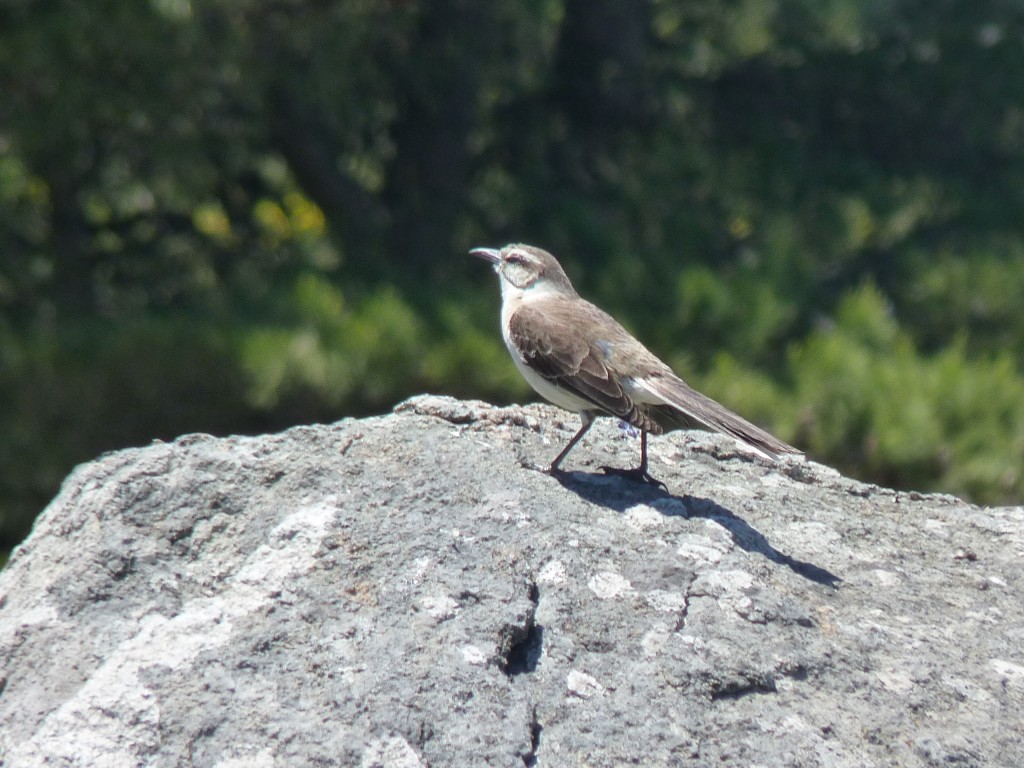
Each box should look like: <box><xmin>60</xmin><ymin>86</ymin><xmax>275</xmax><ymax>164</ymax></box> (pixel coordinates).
<box><xmin>505</xmin><ymin>252</ymin><xmax>526</xmax><ymax>265</ymax></box>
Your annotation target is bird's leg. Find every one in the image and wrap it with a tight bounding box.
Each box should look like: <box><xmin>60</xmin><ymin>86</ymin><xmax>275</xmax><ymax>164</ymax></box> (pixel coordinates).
<box><xmin>601</xmin><ymin>429</ymin><xmax>667</xmax><ymax>489</ymax></box>
<box><xmin>542</xmin><ymin>412</ymin><xmax>595</xmax><ymax>473</ymax></box>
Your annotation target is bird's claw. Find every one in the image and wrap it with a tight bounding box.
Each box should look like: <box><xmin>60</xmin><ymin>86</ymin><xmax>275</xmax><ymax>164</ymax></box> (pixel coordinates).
<box><xmin>600</xmin><ymin>465</ymin><xmax>667</xmax><ymax>490</ymax></box>
<box><xmin>519</xmin><ymin>456</ymin><xmax>555</xmax><ymax>474</ymax></box>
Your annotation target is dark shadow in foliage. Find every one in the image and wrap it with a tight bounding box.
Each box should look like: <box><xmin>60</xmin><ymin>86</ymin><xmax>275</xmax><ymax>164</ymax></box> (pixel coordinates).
<box><xmin>551</xmin><ymin>470</ymin><xmax>842</xmax><ymax>590</ymax></box>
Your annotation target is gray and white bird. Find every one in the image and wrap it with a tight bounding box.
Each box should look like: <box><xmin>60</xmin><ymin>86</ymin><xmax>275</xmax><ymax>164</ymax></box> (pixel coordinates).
<box><xmin>470</xmin><ymin>243</ymin><xmax>800</xmax><ymax>485</ymax></box>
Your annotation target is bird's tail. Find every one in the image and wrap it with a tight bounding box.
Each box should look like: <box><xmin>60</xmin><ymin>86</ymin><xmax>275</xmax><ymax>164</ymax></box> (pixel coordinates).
<box><xmin>635</xmin><ymin>376</ymin><xmax>800</xmax><ymax>461</ymax></box>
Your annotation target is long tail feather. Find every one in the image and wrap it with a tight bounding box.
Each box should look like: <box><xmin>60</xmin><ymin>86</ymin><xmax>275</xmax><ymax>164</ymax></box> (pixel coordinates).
<box><xmin>635</xmin><ymin>376</ymin><xmax>800</xmax><ymax>460</ymax></box>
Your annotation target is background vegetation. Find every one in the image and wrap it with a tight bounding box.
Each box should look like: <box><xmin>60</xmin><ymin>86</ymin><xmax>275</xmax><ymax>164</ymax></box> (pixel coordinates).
<box><xmin>4</xmin><ymin>0</ymin><xmax>1024</xmax><ymax>556</ymax></box>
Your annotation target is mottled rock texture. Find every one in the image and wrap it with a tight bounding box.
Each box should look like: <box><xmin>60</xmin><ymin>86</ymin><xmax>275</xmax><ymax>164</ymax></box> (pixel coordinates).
<box><xmin>1</xmin><ymin>395</ymin><xmax>1023</xmax><ymax>767</ymax></box>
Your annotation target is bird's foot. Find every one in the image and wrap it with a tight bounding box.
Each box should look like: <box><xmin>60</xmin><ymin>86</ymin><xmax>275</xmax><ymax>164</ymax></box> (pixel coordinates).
<box><xmin>600</xmin><ymin>465</ymin><xmax>667</xmax><ymax>490</ymax></box>
<box><xmin>519</xmin><ymin>456</ymin><xmax>557</xmax><ymax>475</ymax></box>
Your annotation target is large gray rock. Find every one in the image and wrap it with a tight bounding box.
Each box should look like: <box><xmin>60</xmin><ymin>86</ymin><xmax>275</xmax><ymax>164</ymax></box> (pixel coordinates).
<box><xmin>1</xmin><ymin>395</ymin><xmax>1022</xmax><ymax>767</ymax></box>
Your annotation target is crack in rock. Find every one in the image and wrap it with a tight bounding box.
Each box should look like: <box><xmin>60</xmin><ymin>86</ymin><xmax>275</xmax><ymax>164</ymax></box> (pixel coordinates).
<box><xmin>709</xmin><ymin>672</ymin><xmax>779</xmax><ymax>700</ymax></box>
<box><xmin>500</xmin><ymin>581</ymin><xmax>543</xmax><ymax>677</ymax></box>
<box><xmin>520</xmin><ymin>706</ymin><xmax>542</xmax><ymax>767</ymax></box>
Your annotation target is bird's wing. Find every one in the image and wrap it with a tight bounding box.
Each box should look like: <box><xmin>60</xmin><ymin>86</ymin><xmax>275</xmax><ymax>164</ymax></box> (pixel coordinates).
<box><xmin>508</xmin><ymin>296</ymin><xmax>801</xmax><ymax>459</ymax></box>
<box><xmin>631</xmin><ymin>374</ymin><xmax>800</xmax><ymax>460</ymax></box>
<box><xmin>507</xmin><ymin>300</ymin><xmax>656</xmax><ymax>429</ymax></box>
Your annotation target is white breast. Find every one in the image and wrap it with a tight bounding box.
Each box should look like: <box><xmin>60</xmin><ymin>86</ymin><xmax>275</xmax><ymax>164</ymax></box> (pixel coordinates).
<box><xmin>499</xmin><ymin>281</ymin><xmax>594</xmax><ymax>415</ymax></box>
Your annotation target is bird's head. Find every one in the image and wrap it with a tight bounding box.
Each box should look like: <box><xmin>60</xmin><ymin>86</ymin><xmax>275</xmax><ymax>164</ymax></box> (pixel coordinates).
<box><xmin>469</xmin><ymin>243</ymin><xmax>576</xmax><ymax>298</ymax></box>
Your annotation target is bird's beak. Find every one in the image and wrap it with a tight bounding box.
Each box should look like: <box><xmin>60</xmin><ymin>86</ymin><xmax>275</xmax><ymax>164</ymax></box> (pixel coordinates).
<box><xmin>469</xmin><ymin>247</ymin><xmax>501</xmax><ymax>265</ymax></box>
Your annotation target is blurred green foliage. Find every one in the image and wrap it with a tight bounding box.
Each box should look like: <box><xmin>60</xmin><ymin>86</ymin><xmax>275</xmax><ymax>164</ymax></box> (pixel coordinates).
<box><xmin>3</xmin><ymin>0</ymin><xmax>1024</xmax><ymax>552</ymax></box>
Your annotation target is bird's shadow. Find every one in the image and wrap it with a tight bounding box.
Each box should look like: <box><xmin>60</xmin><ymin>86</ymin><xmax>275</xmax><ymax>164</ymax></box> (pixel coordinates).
<box><xmin>551</xmin><ymin>469</ymin><xmax>841</xmax><ymax>590</ymax></box>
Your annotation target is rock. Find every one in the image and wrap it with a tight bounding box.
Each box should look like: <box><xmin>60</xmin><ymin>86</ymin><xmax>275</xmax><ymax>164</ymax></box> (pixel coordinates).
<box><xmin>1</xmin><ymin>394</ymin><xmax>1022</xmax><ymax>767</ymax></box>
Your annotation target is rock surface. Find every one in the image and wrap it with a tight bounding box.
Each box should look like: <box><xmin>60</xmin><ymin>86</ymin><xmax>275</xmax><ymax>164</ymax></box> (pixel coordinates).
<box><xmin>1</xmin><ymin>395</ymin><xmax>1023</xmax><ymax>767</ymax></box>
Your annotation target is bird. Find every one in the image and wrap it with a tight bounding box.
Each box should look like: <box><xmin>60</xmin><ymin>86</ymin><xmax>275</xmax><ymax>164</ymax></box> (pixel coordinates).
<box><xmin>470</xmin><ymin>243</ymin><xmax>801</xmax><ymax>485</ymax></box>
